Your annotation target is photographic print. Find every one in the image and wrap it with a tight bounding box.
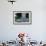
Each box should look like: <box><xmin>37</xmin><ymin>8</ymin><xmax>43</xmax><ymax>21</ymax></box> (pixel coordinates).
<box><xmin>13</xmin><ymin>11</ymin><xmax>32</xmax><ymax>25</ymax></box>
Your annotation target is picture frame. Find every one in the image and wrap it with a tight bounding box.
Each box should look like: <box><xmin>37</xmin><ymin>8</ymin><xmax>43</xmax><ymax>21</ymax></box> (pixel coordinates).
<box><xmin>13</xmin><ymin>11</ymin><xmax>32</xmax><ymax>25</ymax></box>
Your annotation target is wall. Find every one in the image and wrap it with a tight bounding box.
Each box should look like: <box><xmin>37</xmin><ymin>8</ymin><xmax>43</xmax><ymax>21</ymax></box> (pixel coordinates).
<box><xmin>0</xmin><ymin>0</ymin><xmax>46</xmax><ymax>42</ymax></box>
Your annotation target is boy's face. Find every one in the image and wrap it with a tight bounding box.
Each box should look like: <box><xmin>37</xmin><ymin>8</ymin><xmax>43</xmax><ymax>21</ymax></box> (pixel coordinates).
<box><xmin>18</xmin><ymin>33</ymin><xmax>25</xmax><ymax>38</ymax></box>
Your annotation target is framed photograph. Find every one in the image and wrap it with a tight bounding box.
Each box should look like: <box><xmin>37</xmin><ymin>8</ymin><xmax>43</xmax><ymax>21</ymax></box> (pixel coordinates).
<box><xmin>13</xmin><ymin>11</ymin><xmax>32</xmax><ymax>25</ymax></box>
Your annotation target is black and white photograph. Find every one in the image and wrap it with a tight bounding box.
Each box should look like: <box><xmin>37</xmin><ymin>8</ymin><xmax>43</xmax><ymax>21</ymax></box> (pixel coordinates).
<box><xmin>13</xmin><ymin>11</ymin><xmax>32</xmax><ymax>25</ymax></box>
